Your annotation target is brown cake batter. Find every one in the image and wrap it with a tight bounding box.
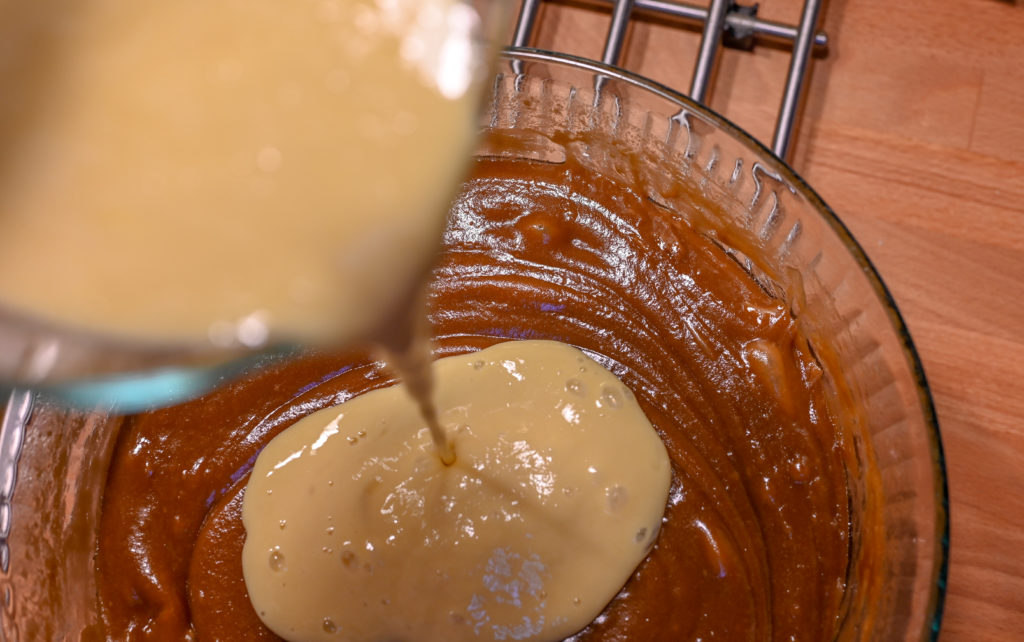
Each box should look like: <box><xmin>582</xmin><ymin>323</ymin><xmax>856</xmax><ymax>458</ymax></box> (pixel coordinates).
<box><xmin>96</xmin><ymin>147</ymin><xmax>852</xmax><ymax>641</ymax></box>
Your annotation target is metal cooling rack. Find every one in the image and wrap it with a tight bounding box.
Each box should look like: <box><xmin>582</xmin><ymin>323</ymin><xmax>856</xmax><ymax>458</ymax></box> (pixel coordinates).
<box><xmin>510</xmin><ymin>0</ymin><xmax>828</xmax><ymax>161</ymax></box>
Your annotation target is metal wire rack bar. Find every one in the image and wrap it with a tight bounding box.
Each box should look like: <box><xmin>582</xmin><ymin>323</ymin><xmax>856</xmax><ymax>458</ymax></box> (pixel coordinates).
<box><xmin>690</xmin><ymin>0</ymin><xmax>731</xmax><ymax>103</ymax></box>
<box><xmin>511</xmin><ymin>0</ymin><xmax>828</xmax><ymax>161</ymax></box>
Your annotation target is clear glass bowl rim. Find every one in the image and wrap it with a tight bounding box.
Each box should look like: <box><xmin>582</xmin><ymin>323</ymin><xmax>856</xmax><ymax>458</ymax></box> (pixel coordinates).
<box><xmin>499</xmin><ymin>46</ymin><xmax>950</xmax><ymax>639</ymax></box>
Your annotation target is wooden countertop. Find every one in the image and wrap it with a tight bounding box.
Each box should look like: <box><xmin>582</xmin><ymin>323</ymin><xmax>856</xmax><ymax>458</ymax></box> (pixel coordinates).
<box><xmin>521</xmin><ymin>0</ymin><xmax>1024</xmax><ymax>639</ymax></box>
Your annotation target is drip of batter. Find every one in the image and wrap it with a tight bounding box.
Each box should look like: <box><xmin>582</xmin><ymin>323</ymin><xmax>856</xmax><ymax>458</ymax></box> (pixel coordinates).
<box><xmin>241</xmin><ymin>340</ymin><xmax>672</xmax><ymax>642</ymax></box>
<box><xmin>378</xmin><ymin>307</ymin><xmax>457</xmax><ymax>466</ymax></box>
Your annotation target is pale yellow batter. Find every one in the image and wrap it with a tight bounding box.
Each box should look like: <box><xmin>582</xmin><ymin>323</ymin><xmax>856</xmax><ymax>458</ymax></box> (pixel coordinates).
<box><xmin>242</xmin><ymin>340</ymin><xmax>672</xmax><ymax>642</ymax></box>
<box><xmin>0</xmin><ymin>0</ymin><xmax>482</xmax><ymax>347</ymax></box>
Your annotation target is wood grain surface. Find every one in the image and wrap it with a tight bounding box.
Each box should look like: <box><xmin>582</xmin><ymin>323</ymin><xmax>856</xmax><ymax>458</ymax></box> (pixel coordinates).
<box><xmin>518</xmin><ymin>0</ymin><xmax>1024</xmax><ymax>639</ymax></box>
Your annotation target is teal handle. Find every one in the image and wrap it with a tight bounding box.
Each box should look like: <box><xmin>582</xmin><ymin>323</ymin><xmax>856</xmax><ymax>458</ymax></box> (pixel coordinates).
<box><xmin>3</xmin><ymin>350</ymin><xmax>292</xmax><ymax>414</ymax></box>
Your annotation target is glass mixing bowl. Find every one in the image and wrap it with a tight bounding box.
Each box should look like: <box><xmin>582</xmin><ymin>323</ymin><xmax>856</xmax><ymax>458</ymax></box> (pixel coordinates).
<box><xmin>0</xmin><ymin>49</ymin><xmax>948</xmax><ymax>640</ymax></box>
